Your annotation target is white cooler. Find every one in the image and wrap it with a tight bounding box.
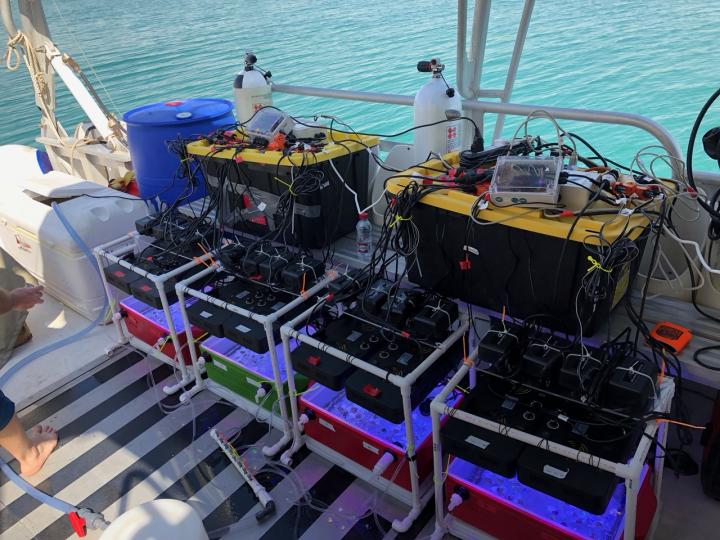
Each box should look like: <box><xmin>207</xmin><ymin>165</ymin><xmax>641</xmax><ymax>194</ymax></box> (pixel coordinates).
<box><xmin>0</xmin><ymin>172</ymin><xmax>149</xmax><ymax>320</ymax></box>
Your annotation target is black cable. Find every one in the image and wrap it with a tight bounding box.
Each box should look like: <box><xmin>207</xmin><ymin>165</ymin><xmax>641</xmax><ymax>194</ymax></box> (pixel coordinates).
<box><xmin>694</xmin><ymin>346</ymin><xmax>720</xmax><ymax>372</ymax></box>
<box><xmin>297</xmin><ymin>114</ymin><xmax>481</xmax><ymax>144</ymax></box>
<box><xmin>686</xmin><ymin>86</ymin><xmax>720</xmax><ymax>227</ymax></box>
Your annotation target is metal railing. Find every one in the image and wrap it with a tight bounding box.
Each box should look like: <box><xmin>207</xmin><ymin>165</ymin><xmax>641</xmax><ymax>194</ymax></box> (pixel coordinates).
<box><xmin>272</xmin><ymin>83</ymin><xmax>720</xmax><ymax>185</ymax></box>
<box><xmin>455</xmin><ymin>0</ymin><xmax>536</xmax><ymax>140</ymax></box>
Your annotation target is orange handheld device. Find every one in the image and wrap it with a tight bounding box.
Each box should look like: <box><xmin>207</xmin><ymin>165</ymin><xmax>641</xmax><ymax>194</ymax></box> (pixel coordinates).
<box><xmin>650</xmin><ymin>322</ymin><xmax>692</xmax><ymax>353</ymax></box>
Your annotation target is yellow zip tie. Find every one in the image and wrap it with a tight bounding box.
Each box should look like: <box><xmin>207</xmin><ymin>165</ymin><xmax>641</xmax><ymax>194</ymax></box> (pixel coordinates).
<box><xmin>389</xmin><ymin>215</ymin><xmax>411</xmax><ymax>228</ymax></box>
<box><xmin>587</xmin><ymin>255</ymin><xmax>612</xmax><ymax>273</ymax></box>
<box><xmin>274</xmin><ymin>176</ymin><xmax>291</xmax><ymax>189</ymax></box>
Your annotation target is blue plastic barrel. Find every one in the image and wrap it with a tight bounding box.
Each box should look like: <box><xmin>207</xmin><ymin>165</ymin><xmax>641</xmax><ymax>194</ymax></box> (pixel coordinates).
<box><xmin>123</xmin><ymin>98</ymin><xmax>234</xmax><ymax>206</ymax></box>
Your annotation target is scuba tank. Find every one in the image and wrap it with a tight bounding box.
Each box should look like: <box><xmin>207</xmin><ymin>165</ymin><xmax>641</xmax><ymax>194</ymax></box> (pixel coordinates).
<box><xmin>413</xmin><ymin>58</ymin><xmax>462</xmax><ymax>164</ymax></box>
<box><xmin>233</xmin><ymin>52</ymin><xmax>272</xmax><ymax>125</ymax></box>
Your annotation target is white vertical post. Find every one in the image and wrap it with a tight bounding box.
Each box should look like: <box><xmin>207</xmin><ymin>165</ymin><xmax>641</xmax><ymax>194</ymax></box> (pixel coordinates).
<box><xmin>259</xmin><ymin>321</ymin><xmax>294</xmax><ymax>457</ymax></box>
<box><xmin>280</xmin><ymin>326</ymin><xmax>306</xmax><ymax>466</ymax></box>
<box><xmin>93</xmin><ymin>245</ymin><xmax>132</xmax><ymax>347</ymax></box>
<box><xmin>456</xmin><ymin>0</ymin><xmax>492</xmax><ymax>99</ymax></box>
<box><xmin>492</xmin><ymin>0</ymin><xmax>535</xmax><ymax>141</ymax></box>
<box><xmin>176</xmin><ymin>266</ymin><xmax>220</xmax><ymax>402</ymax></box>
<box><xmin>623</xmin><ymin>475</ymin><xmax>639</xmax><ymax>540</ymax></box>
<box><xmin>391</xmin><ymin>383</ymin><xmax>422</xmax><ymax>532</ymax></box>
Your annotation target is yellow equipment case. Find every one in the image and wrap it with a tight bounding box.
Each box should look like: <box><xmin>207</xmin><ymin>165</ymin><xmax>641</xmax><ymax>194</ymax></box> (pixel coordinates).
<box><xmin>387</xmin><ymin>155</ymin><xmax>653</xmax><ymax>334</ymax></box>
<box><xmin>186</xmin><ymin>132</ymin><xmax>379</xmax><ymax>249</ymax></box>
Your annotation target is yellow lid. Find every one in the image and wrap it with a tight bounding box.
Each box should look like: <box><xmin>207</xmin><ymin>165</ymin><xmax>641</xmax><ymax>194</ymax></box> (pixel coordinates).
<box><xmin>185</xmin><ymin>130</ymin><xmax>379</xmax><ymax>167</ymax></box>
<box><xmin>386</xmin><ymin>154</ymin><xmax>657</xmax><ymax>245</ymax></box>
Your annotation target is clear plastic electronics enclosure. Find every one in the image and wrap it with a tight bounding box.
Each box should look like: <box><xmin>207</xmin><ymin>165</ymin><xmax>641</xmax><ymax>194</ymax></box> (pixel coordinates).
<box><xmin>490</xmin><ymin>156</ymin><xmax>563</xmax><ymax>206</ymax></box>
<box><xmin>244</xmin><ymin>108</ymin><xmax>293</xmax><ymax>140</ymax></box>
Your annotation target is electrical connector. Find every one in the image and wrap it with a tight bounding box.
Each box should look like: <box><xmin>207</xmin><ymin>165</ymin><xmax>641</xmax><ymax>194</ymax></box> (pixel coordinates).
<box><xmin>255</xmin><ymin>382</ymin><xmax>272</xmax><ymax>403</ymax></box>
<box><xmin>448</xmin><ymin>485</ymin><xmax>469</xmax><ymax>512</ymax></box>
<box><xmin>372</xmin><ymin>451</ymin><xmax>396</xmax><ymax>476</ymax></box>
<box><xmin>299</xmin><ymin>408</ymin><xmax>315</xmax><ymax>430</ymax></box>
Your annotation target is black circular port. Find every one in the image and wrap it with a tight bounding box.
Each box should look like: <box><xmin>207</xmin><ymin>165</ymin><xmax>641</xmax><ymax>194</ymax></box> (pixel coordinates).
<box><xmin>522</xmin><ymin>411</ymin><xmax>536</xmax><ymax>422</ymax></box>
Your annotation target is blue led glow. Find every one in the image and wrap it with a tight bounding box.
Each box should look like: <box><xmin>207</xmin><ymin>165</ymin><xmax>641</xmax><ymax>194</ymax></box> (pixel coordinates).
<box><xmin>448</xmin><ymin>457</ymin><xmax>632</xmax><ymax>540</ymax></box>
<box><xmin>201</xmin><ymin>335</ymin><xmax>301</xmax><ymax>380</ymax></box>
<box><xmin>302</xmin><ymin>384</ymin><xmax>460</xmax><ymax>451</ymax></box>
<box><xmin>121</xmin><ymin>295</ymin><xmax>198</xmax><ymax>331</ymax></box>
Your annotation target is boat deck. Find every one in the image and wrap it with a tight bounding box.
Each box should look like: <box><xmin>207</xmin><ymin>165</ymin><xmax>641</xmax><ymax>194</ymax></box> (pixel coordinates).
<box><xmin>0</xmin><ymin>350</ymin><xmax>439</xmax><ymax>540</ymax></box>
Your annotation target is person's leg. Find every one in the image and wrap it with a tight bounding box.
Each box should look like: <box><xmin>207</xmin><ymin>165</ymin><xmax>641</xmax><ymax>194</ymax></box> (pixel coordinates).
<box><xmin>0</xmin><ymin>390</ymin><xmax>57</xmax><ymax>476</ymax></box>
<box><xmin>0</xmin><ymin>249</ymin><xmax>33</xmax><ymax>365</ymax></box>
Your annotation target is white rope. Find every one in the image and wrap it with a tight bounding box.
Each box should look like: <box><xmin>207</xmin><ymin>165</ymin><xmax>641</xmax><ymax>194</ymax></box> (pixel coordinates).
<box><xmin>5</xmin><ymin>32</ymin><xmax>46</xmax><ymax>95</ymax></box>
<box><xmin>4</xmin><ymin>31</ymin><xmax>66</xmax><ymax>140</ymax></box>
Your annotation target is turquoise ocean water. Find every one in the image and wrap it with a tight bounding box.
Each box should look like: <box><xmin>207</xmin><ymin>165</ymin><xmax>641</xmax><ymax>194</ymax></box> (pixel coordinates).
<box><xmin>1</xmin><ymin>0</ymin><xmax>720</xmax><ymax>171</ymax></box>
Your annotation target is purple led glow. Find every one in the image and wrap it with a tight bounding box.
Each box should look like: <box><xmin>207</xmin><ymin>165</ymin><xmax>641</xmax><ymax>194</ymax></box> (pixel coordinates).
<box><xmin>121</xmin><ymin>295</ymin><xmax>199</xmax><ymax>331</ymax></box>
<box><xmin>201</xmin><ymin>336</ymin><xmax>301</xmax><ymax>380</ymax></box>
<box><xmin>302</xmin><ymin>384</ymin><xmax>461</xmax><ymax>451</ymax></box>
<box><xmin>448</xmin><ymin>457</ymin><xmax>634</xmax><ymax>540</ymax></box>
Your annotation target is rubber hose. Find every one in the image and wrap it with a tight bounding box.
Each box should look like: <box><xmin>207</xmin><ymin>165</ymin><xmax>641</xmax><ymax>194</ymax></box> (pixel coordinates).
<box><xmin>0</xmin><ymin>202</ymin><xmax>109</xmax><ymax>515</ymax></box>
<box><xmin>0</xmin><ymin>203</ymin><xmax>108</xmax><ymax>387</ymax></box>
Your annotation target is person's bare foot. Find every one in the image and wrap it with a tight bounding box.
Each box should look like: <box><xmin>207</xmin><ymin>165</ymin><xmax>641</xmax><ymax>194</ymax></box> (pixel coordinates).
<box><xmin>20</xmin><ymin>425</ymin><xmax>58</xmax><ymax>476</ymax></box>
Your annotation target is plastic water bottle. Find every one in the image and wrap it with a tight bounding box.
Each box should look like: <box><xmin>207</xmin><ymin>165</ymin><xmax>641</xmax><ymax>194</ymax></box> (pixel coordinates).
<box><xmin>356</xmin><ymin>212</ymin><xmax>372</xmax><ymax>259</ymax></box>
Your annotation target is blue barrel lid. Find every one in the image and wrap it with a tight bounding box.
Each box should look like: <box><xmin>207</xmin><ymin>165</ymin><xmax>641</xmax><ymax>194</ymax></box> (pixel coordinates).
<box><xmin>123</xmin><ymin>98</ymin><xmax>233</xmax><ymax>127</ymax></box>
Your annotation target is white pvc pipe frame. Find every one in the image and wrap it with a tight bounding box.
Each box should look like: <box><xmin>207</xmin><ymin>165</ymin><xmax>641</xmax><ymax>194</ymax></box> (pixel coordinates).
<box><xmin>278</xmin><ymin>301</ymin><xmax>470</xmax><ymax>533</ymax></box>
<box><xmin>93</xmin><ymin>232</ymin><xmax>214</xmax><ymax>395</ymax></box>
<box><xmin>175</xmin><ymin>267</ymin><xmax>338</xmax><ymax>457</ymax></box>
<box><xmin>428</xmin><ymin>361</ymin><xmax>675</xmax><ymax>540</ymax></box>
